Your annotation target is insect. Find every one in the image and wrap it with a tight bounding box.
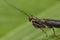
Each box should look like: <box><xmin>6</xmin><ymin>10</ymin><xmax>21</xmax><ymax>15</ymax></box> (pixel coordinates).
<box><xmin>5</xmin><ymin>0</ymin><xmax>60</xmax><ymax>39</ymax></box>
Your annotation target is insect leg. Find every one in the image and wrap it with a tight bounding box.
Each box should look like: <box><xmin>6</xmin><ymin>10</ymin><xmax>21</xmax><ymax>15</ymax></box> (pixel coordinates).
<box><xmin>40</xmin><ymin>28</ymin><xmax>48</xmax><ymax>37</ymax></box>
<box><xmin>52</xmin><ymin>27</ymin><xmax>60</xmax><ymax>39</ymax></box>
<box><xmin>32</xmin><ymin>21</ymin><xmax>48</xmax><ymax>37</ymax></box>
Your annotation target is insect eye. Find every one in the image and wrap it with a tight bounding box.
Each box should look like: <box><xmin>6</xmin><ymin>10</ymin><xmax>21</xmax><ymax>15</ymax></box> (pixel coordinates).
<box><xmin>29</xmin><ymin>15</ymin><xmax>33</xmax><ymax>22</ymax></box>
<box><xmin>29</xmin><ymin>18</ymin><xmax>31</xmax><ymax>22</ymax></box>
<box><xmin>29</xmin><ymin>17</ymin><xmax>33</xmax><ymax>22</ymax></box>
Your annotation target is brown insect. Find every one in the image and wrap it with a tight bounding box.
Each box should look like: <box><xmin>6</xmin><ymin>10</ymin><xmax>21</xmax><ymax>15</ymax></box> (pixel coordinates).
<box><xmin>5</xmin><ymin>0</ymin><xmax>60</xmax><ymax>39</ymax></box>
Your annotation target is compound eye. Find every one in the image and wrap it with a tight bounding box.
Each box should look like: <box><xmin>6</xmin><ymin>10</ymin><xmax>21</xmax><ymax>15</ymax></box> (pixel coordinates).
<box><xmin>29</xmin><ymin>15</ymin><xmax>33</xmax><ymax>22</ymax></box>
<box><xmin>29</xmin><ymin>17</ymin><xmax>33</xmax><ymax>22</ymax></box>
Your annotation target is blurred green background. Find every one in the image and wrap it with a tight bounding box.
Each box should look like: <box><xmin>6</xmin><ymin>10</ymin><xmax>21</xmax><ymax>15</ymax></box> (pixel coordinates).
<box><xmin>0</xmin><ymin>0</ymin><xmax>60</xmax><ymax>40</ymax></box>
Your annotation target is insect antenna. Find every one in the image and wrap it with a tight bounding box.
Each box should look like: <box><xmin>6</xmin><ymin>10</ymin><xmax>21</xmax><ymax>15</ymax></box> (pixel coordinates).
<box><xmin>4</xmin><ymin>0</ymin><xmax>29</xmax><ymax>17</ymax></box>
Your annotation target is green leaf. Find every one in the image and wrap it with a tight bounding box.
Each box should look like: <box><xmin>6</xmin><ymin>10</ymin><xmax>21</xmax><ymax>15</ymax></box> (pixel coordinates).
<box><xmin>0</xmin><ymin>0</ymin><xmax>60</xmax><ymax>40</ymax></box>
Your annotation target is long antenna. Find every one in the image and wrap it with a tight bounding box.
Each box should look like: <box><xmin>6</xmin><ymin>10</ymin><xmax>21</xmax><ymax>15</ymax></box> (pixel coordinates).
<box><xmin>4</xmin><ymin>0</ymin><xmax>29</xmax><ymax>16</ymax></box>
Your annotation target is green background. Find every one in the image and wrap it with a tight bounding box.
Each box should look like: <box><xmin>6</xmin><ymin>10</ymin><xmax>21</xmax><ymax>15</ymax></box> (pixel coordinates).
<box><xmin>0</xmin><ymin>0</ymin><xmax>60</xmax><ymax>40</ymax></box>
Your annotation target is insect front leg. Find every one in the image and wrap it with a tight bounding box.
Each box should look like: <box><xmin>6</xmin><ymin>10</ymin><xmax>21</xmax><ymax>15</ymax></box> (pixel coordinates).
<box><xmin>32</xmin><ymin>21</ymin><xmax>48</xmax><ymax>37</ymax></box>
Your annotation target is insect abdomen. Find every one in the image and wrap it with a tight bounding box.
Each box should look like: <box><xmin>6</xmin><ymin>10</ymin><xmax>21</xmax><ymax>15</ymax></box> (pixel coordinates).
<box><xmin>45</xmin><ymin>19</ymin><xmax>60</xmax><ymax>28</ymax></box>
